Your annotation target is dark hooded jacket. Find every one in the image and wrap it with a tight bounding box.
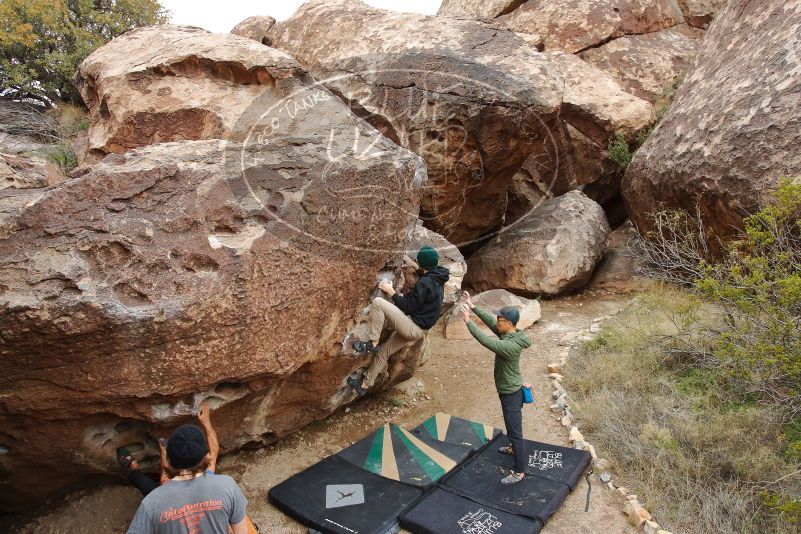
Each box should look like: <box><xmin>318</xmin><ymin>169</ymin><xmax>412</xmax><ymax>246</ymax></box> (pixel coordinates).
<box><xmin>391</xmin><ymin>266</ymin><xmax>450</xmax><ymax>330</ymax></box>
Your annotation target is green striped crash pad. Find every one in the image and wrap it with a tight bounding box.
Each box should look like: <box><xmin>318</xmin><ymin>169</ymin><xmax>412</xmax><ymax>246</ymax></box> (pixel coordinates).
<box><xmin>409</xmin><ymin>412</ymin><xmax>502</xmax><ymax>452</ymax></box>
<box><xmin>268</xmin><ymin>414</ymin><xmax>501</xmax><ymax>534</ymax></box>
<box><xmin>338</xmin><ymin>422</ymin><xmax>477</xmax><ymax>489</ymax></box>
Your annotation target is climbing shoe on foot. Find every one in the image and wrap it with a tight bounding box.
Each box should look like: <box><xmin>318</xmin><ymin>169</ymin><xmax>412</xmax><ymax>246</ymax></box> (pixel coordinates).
<box><xmin>497</xmin><ymin>446</ymin><xmax>514</xmax><ymax>456</ymax></box>
<box><xmin>116</xmin><ymin>447</ymin><xmax>134</xmax><ymax>470</ymax></box>
<box><xmin>501</xmin><ymin>471</ymin><xmax>525</xmax><ymax>485</ymax></box>
<box><xmin>351</xmin><ymin>340</ymin><xmax>378</xmax><ymax>354</ymax></box>
<box><xmin>347</xmin><ymin>376</ymin><xmax>368</xmax><ymax>397</ymax></box>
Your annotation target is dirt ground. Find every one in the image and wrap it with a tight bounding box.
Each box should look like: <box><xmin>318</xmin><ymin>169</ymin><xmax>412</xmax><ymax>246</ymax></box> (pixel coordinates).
<box><xmin>7</xmin><ymin>291</ymin><xmax>639</xmax><ymax>534</ymax></box>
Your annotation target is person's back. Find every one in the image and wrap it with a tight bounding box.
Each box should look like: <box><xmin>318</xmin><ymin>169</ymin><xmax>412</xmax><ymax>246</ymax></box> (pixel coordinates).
<box><xmin>128</xmin><ymin>472</ymin><xmax>247</xmax><ymax>534</ymax></box>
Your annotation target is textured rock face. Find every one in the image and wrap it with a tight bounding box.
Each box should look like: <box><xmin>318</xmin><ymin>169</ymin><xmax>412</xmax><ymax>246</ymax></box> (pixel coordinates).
<box><xmin>587</xmin><ymin>220</ymin><xmax>648</xmax><ymax>292</ymax></box>
<box><xmin>437</xmin><ymin>0</ymin><xmax>521</xmax><ymax>20</ymax></box>
<box><xmin>496</xmin><ymin>0</ymin><xmax>685</xmax><ymax>53</ymax></box>
<box><xmin>507</xmin><ymin>52</ymin><xmax>654</xmax><ymax>217</ymax></box>
<box><xmin>264</xmin><ymin>0</ymin><xmax>564</xmax><ymax>246</ymax></box>
<box><xmin>444</xmin><ymin>289</ymin><xmax>541</xmax><ymax>340</ymax></box>
<box><xmin>76</xmin><ymin>25</ymin><xmax>304</xmax><ymax>158</ymax></box>
<box><xmin>465</xmin><ymin>191</ymin><xmax>611</xmax><ymax>296</ymax></box>
<box><xmin>0</xmin><ymin>153</ymin><xmax>64</xmax><ymax>190</ymax></box>
<box><xmin>0</xmin><ymin>27</ymin><xmax>425</xmax><ymax>511</ymax></box>
<box><xmin>579</xmin><ymin>24</ymin><xmax>704</xmax><ymax>103</ymax></box>
<box><xmin>678</xmin><ymin>0</ymin><xmax>727</xmax><ymax>28</ymax></box>
<box><xmin>230</xmin><ymin>15</ymin><xmax>276</xmax><ymax>43</ymax></box>
<box><xmin>622</xmin><ymin>0</ymin><xmax>801</xmax><ymax>239</ymax></box>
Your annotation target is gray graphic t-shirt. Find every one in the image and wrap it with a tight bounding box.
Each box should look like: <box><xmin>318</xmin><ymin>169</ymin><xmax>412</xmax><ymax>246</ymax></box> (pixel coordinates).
<box><xmin>127</xmin><ymin>473</ymin><xmax>248</xmax><ymax>534</ymax></box>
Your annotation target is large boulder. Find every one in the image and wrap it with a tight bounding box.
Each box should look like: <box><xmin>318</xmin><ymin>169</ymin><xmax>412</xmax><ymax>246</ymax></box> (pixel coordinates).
<box><xmin>465</xmin><ymin>191</ymin><xmax>611</xmax><ymax>296</ymax></box>
<box><xmin>0</xmin><ymin>27</ymin><xmax>425</xmax><ymax>511</ymax></box>
<box><xmin>437</xmin><ymin>0</ymin><xmax>520</xmax><ymax>20</ymax></box>
<box><xmin>495</xmin><ymin>0</ymin><xmax>685</xmax><ymax>53</ymax></box>
<box><xmin>506</xmin><ymin>52</ymin><xmax>654</xmax><ymax>219</ymax></box>
<box><xmin>444</xmin><ymin>289</ymin><xmax>541</xmax><ymax>340</ymax></box>
<box><xmin>262</xmin><ymin>0</ymin><xmax>565</xmax><ymax>246</ymax></box>
<box><xmin>579</xmin><ymin>24</ymin><xmax>704</xmax><ymax>103</ymax></box>
<box><xmin>622</xmin><ymin>0</ymin><xmax>801</xmax><ymax>240</ymax></box>
<box><xmin>261</xmin><ymin>0</ymin><xmax>656</xmax><ymax>245</ymax></box>
<box><xmin>76</xmin><ymin>25</ymin><xmax>305</xmax><ymax>158</ymax></box>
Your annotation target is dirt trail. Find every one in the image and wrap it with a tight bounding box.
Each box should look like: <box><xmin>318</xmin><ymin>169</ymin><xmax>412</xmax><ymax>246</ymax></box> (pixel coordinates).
<box><xmin>9</xmin><ymin>291</ymin><xmax>637</xmax><ymax>534</ymax></box>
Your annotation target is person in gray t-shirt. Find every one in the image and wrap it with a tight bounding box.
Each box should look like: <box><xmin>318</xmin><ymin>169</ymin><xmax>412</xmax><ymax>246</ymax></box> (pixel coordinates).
<box><xmin>127</xmin><ymin>424</ymin><xmax>249</xmax><ymax>534</ymax></box>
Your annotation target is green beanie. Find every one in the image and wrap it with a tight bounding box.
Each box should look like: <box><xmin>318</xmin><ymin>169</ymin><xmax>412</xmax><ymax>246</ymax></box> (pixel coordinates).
<box><xmin>417</xmin><ymin>246</ymin><xmax>439</xmax><ymax>269</ymax></box>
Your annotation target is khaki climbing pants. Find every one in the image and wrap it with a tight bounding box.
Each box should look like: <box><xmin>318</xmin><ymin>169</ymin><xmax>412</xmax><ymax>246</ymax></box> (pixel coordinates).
<box><xmin>362</xmin><ymin>297</ymin><xmax>425</xmax><ymax>388</ymax></box>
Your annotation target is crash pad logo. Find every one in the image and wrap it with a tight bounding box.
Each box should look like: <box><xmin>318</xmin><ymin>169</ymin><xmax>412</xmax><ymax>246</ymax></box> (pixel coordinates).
<box><xmin>458</xmin><ymin>508</ymin><xmax>503</xmax><ymax>534</ymax></box>
<box><xmin>325</xmin><ymin>483</ymin><xmax>365</xmax><ymax>509</ymax></box>
<box><xmin>528</xmin><ymin>450</ymin><xmax>563</xmax><ymax>470</ymax></box>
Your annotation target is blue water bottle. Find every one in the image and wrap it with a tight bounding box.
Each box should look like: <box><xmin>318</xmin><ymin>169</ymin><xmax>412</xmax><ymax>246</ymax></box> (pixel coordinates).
<box><xmin>522</xmin><ymin>383</ymin><xmax>534</xmax><ymax>404</ymax></box>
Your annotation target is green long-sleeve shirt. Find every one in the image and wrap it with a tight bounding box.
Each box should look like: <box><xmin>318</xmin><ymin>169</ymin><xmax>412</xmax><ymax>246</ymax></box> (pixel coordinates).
<box><xmin>466</xmin><ymin>306</ymin><xmax>532</xmax><ymax>394</ymax></box>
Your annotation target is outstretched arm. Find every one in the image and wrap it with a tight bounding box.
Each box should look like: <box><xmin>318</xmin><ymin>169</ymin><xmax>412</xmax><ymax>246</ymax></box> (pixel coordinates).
<box><xmin>158</xmin><ymin>438</ymin><xmax>169</xmax><ymax>485</ymax></box>
<box><xmin>462</xmin><ymin>291</ymin><xmax>500</xmax><ymax>337</ymax></box>
<box><xmin>461</xmin><ymin>303</ymin><xmax>516</xmax><ymax>360</ymax></box>
<box><xmin>472</xmin><ymin>306</ymin><xmax>501</xmax><ymax>337</ymax></box>
<box><xmin>197</xmin><ymin>403</ymin><xmax>219</xmax><ymax>473</ymax></box>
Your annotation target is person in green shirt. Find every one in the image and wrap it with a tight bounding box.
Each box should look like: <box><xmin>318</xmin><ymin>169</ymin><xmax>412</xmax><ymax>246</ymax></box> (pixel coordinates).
<box><xmin>461</xmin><ymin>290</ymin><xmax>531</xmax><ymax>485</ymax></box>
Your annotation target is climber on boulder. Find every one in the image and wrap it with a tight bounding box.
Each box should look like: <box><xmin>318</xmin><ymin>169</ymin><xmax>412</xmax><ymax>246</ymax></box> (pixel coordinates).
<box><xmin>120</xmin><ymin>403</ymin><xmax>251</xmax><ymax>534</ymax></box>
<box><xmin>461</xmin><ymin>290</ymin><xmax>531</xmax><ymax>485</ymax></box>
<box><xmin>348</xmin><ymin>245</ymin><xmax>449</xmax><ymax>396</ymax></box>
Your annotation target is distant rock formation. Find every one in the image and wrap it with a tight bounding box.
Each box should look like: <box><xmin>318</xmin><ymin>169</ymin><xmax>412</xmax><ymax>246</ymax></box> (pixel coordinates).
<box><xmin>230</xmin><ymin>15</ymin><xmax>276</xmax><ymax>44</ymax></box>
<box><xmin>623</xmin><ymin>0</ymin><xmax>801</xmax><ymax>240</ymax></box>
<box><xmin>257</xmin><ymin>0</ymin><xmax>653</xmax><ymax>246</ymax></box>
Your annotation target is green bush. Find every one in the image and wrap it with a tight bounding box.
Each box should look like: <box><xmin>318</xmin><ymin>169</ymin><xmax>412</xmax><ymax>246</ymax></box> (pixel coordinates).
<box><xmin>608</xmin><ymin>133</ymin><xmax>633</xmax><ymax>168</ymax></box>
<box><xmin>44</xmin><ymin>144</ymin><xmax>77</xmax><ymax>173</ymax></box>
<box><xmin>571</xmin><ymin>182</ymin><xmax>801</xmax><ymax>532</ymax></box>
<box><xmin>569</xmin><ymin>287</ymin><xmax>799</xmax><ymax>533</ymax></box>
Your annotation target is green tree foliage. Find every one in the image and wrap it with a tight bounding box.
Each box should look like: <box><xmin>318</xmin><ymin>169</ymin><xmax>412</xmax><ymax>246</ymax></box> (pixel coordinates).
<box><xmin>0</xmin><ymin>0</ymin><xmax>168</xmax><ymax>107</ymax></box>
<box><xmin>696</xmin><ymin>180</ymin><xmax>801</xmax><ymax>409</ymax></box>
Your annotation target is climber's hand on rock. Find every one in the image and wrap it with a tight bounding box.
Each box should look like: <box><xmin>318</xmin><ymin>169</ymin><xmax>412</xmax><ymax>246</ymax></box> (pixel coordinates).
<box><xmin>198</xmin><ymin>402</ymin><xmax>211</xmax><ymax>424</ymax></box>
<box><xmin>378</xmin><ymin>280</ymin><xmax>395</xmax><ymax>296</ymax></box>
<box><xmin>462</xmin><ymin>291</ymin><xmax>474</xmax><ymax>309</ymax></box>
<box><xmin>402</xmin><ymin>254</ymin><xmax>419</xmax><ymax>270</ymax></box>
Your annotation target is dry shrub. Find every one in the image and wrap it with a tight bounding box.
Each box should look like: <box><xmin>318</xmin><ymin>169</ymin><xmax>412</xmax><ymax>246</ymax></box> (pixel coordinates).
<box><xmin>567</xmin><ymin>285</ymin><xmax>800</xmax><ymax>533</ymax></box>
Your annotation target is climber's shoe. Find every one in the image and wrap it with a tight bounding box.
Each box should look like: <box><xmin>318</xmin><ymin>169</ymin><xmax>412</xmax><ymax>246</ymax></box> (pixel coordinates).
<box><xmin>497</xmin><ymin>445</ymin><xmax>514</xmax><ymax>456</ymax></box>
<box><xmin>501</xmin><ymin>471</ymin><xmax>525</xmax><ymax>485</ymax></box>
<box><xmin>347</xmin><ymin>376</ymin><xmax>368</xmax><ymax>397</ymax></box>
<box><xmin>116</xmin><ymin>447</ymin><xmax>135</xmax><ymax>470</ymax></box>
<box><xmin>351</xmin><ymin>340</ymin><xmax>379</xmax><ymax>354</ymax></box>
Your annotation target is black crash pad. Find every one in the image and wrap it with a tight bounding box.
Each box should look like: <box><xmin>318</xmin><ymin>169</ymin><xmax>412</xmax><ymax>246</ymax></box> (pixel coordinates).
<box><xmin>399</xmin><ymin>487</ymin><xmax>542</xmax><ymax>534</ymax></box>
<box><xmin>268</xmin><ymin>454</ymin><xmax>422</xmax><ymax>534</ymax></box>
<box><xmin>478</xmin><ymin>435</ymin><xmax>592</xmax><ymax>490</ymax></box>
<box><xmin>441</xmin><ymin>455</ymin><xmax>571</xmax><ymax>524</ymax></box>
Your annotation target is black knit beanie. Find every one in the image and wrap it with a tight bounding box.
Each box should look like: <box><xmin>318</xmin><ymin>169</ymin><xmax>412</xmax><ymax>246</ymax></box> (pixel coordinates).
<box><xmin>166</xmin><ymin>424</ymin><xmax>208</xmax><ymax>469</ymax></box>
